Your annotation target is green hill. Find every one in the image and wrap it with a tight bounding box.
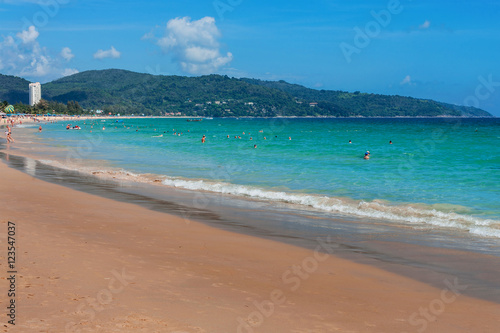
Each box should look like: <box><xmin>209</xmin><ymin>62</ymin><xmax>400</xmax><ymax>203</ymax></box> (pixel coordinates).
<box><xmin>0</xmin><ymin>70</ymin><xmax>494</xmax><ymax>117</ymax></box>
<box><xmin>241</xmin><ymin>78</ymin><xmax>492</xmax><ymax>117</ymax></box>
<box><xmin>0</xmin><ymin>74</ymin><xmax>30</xmax><ymax>105</ymax></box>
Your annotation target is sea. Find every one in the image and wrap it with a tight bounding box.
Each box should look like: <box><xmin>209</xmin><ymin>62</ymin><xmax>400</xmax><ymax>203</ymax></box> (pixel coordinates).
<box><xmin>4</xmin><ymin>116</ymin><xmax>500</xmax><ymax>302</ymax></box>
<box><xmin>14</xmin><ymin>117</ymin><xmax>498</xmax><ymax>232</ymax></box>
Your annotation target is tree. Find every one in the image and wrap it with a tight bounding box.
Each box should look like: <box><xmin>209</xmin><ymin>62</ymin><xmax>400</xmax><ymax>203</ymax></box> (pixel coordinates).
<box><xmin>34</xmin><ymin>99</ymin><xmax>49</xmax><ymax>112</ymax></box>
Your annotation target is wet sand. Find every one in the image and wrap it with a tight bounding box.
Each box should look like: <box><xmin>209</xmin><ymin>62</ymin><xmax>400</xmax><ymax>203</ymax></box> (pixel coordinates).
<box><xmin>1</xmin><ymin>154</ymin><xmax>500</xmax><ymax>332</ymax></box>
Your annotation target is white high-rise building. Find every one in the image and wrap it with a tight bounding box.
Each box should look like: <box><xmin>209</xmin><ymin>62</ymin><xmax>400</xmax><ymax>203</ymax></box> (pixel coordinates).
<box><xmin>29</xmin><ymin>82</ymin><xmax>41</xmax><ymax>106</ymax></box>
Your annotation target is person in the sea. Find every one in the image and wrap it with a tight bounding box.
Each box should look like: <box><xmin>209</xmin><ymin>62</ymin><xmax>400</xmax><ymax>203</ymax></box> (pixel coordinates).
<box><xmin>201</xmin><ymin>135</ymin><xmax>206</xmax><ymax>143</ymax></box>
<box><xmin>349</xmin><ymin>140</ymin><xmax>352</xmax><ymax>144</ymax></box>
<box><xmin>39</xmin><ymin>125</ymin><xmax>42</xmax><ymax>132</ymax></box>
<box><xmin>364</xmin><ymin>151</ymin><xmax>370</xmax><ymax>160</ymax></box>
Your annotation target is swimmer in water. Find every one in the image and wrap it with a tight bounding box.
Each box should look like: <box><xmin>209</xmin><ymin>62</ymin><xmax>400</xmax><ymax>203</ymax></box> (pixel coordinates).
<box><xmin>349</xmin><ymin>140</ymin><xmax>352</xmax><ymax>144</ymax></box>
<box><xmin>201</xmin><ymin>135</ymin><xmax>206</xmax><ymax>143</ymax></box>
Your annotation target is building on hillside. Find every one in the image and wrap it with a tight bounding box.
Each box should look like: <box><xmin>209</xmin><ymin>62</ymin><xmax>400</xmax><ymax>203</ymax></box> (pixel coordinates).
<box><xmin>29</xmin><ymin>82</ymin><xmax>42</xmax><ymax>106</ymax></box>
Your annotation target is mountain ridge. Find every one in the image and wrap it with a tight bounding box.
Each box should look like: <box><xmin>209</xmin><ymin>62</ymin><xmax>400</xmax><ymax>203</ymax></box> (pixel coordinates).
<box><xmin>0</xmin><ymin>69</ymin><xmax>494</xmax><ymax>117</ymax></box>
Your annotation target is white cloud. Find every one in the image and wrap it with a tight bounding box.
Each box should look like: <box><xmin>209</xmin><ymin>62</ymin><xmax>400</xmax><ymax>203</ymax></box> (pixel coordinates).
<box><xmin>145</xmin><ymin>16</ymin><xmax>233</xmax><ymax>75</ymax></box>
<box><xmin>400</xmin><ymin>75</ymin><xmax>416</xmax><ymax>86</ymax></box>
<box><xmin>0</xmin><ymin>26</ymin><xmax>79</xmax><ymax>82</ymax></box>
<box><xmin>93</xmin><ymin>46</ymin><xmax>121</xmax><ymax>59</ymax></box>
<box><xmin>4</xmin><ymin>35</ymin><xmax>14</xmax><ymax>46</ymax></box>
<box><xmin>419</xmin><ymin>20</ymin><xmax>431</xmax><ymax>29</ymax></box>
<box><xmin>16</xmin><ymin>25</ymin><xmax>39</xmax><ymax>44</ymax></box>
<box><xmin>62</xmin><ymin>68</ymin><xmax>79</xmax><ymax>77</ymax></box>
<box><xmin>60</xmin><ymin>47</ymin><xmax>74</xmax><ymax>61</ymax></box>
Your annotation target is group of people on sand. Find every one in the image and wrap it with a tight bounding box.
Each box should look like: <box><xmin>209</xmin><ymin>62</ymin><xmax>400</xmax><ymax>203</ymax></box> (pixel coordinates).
<box><xmin>3</xmin><ymin>115</ymin><xmax>53</xmax><ymax>143</ymax></box>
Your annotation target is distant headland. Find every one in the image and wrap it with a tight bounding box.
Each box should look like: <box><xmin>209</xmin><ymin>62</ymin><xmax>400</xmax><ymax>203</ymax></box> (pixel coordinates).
<box><xmin>0</xmin><ymin>69</ymin><xmax>494</xmax><ymax>117</ymax></box>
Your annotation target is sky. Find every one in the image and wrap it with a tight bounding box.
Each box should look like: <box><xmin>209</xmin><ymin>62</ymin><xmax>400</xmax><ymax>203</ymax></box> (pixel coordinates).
<box><xmin>0</xmin><ymin>0</ymin><xmax>499</xmax><ymax>116</ymax></box>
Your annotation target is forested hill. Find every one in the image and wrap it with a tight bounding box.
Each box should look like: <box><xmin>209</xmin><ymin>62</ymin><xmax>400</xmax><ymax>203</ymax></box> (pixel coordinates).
<box><xmin>241</xmin><ymin>78</ymin><xmax>493</xmax><ymax>118</ymax></box>
<box><xmin>0</xmin><ymin>74</ymin><xmax>30</xmax><ymax>104</ymax></box>
<box><xmin>0</xmin><ymin>69</ymin><xmax>493</xmax><ymax>117</ymax></box>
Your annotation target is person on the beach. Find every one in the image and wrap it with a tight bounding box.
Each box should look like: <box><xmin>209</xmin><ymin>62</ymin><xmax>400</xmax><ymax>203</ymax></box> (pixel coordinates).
<box><xmin>201</xmin><ymin>135</ymin><xmax>206</xmax><ymax>143</ymax></box>
<box><xmin>6</xmin><ymin>126</ymin><xmax>14</xmax><ymax>143</ymax></box>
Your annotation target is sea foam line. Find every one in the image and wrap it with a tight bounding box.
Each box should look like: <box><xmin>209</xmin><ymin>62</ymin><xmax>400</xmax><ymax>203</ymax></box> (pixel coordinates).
<box><xmin>37</xmin><ymin>159</ymin><xmax>500</xmax><ymax>239</ymax></box>
<box><xmin>161</xmin><ymin>177</ymin><xmax>500</xmax><ymax>238</ymax></box>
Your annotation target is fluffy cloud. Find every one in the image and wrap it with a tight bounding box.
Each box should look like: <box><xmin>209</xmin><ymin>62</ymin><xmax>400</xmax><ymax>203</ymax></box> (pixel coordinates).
<box><xmin>16</xmin><ymin>25</ymin><xmax>39</xmax><ymax>44</ymax></box>
<box><xmin>144</xmin><ymin>16</ymin><xmax>233</xmax><ymax>74</ymax></box>
<box><xmin>60</xmin><ymin>47</ymin><xmax>74</xmax><ymax>61</ymax></box>
<box><xmin>93</xmin><ymin>46</ymin><xmax>121</xmax><ymax>59</ymax></box>
<box><xmin>0</xmin><ymin>25</ymin><xmax>77</xmax><ymax>81</ymax></box>
<box><xmin>419</xmin><ymin>20</ymin><xmax>431</xmax><ymax>29</ymax></box>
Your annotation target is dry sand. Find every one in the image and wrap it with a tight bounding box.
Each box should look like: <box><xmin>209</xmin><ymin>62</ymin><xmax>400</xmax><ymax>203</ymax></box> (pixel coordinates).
<box><xmin>0</xmin><ymin>159</ymin><xmax>499</xmax><ymax>333</ymax></box>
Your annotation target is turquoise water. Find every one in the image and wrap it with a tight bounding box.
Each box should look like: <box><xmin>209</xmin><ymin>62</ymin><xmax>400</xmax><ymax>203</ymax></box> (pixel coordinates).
<box><xmin>26</xmin><ymin>117</ymin><xmax>500</xmax><ymax>238</ymax></box>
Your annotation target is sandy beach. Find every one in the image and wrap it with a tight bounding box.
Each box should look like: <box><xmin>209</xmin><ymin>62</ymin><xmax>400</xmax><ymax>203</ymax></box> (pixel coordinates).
<box><xmin>1</xmin><ymin>150</ymin><xmax>500</xmax><ymax>332</ymax></box>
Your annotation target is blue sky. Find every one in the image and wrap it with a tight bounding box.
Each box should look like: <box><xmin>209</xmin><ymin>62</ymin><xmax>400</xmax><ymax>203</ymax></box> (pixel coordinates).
<box><xmin>1</xmin><ymin>0</ymin><xmax>499</xmax><ymax>115</ymax></box>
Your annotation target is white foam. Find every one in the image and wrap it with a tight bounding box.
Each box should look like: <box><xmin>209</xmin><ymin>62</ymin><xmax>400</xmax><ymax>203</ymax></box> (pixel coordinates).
<box><xmin>13</xmin><ymin>124</ymin><xmax>37</xmax><ymax>128</ymax></box>
<box><xmin>34</xmin><ymin>158</ymin><xmax>500</xmax><ymax>239</ymax></box>
<box><xmin>161</xmin><ymin>177</ymin><xmax>500</xmax><ymax>238</ymax></box>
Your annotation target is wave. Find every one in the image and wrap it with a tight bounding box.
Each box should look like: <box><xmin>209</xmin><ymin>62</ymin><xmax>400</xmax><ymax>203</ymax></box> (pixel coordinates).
<box><xmin>13</xmin><ymin>124</ymin><xmax>38</xmax><ymax>128</ymax></box>
<box><xmin>160</xmin><ymin>177</ymin><xmax>500</xmax><ymax>237</ymax></box>
<box><xmin>37</xmin><ymin>158</ymin><xmax>500</xmax><ymax>239</ymax></box>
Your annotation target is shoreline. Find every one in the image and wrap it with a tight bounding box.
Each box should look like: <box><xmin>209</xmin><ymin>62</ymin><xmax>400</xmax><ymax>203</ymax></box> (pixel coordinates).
<box><xmin>1</xmin><ymin>153</ymin><xmax>500</xmax><ymax>332</ymax></box>
<box><xmin>4</xmin><ymin>120</ymin><xmax>500</xmax><ymax>242</ymax></box>
<box><xmin>4</xmin><ymin>149</ymin><xmax>500</xmax><ymax>304</ymax></box>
